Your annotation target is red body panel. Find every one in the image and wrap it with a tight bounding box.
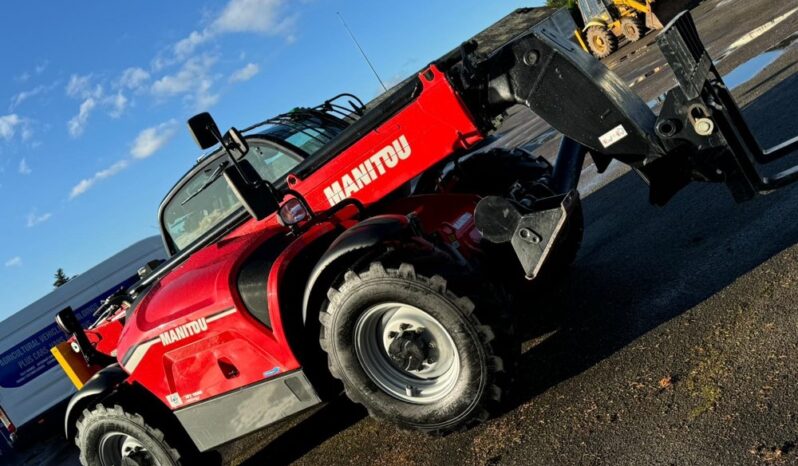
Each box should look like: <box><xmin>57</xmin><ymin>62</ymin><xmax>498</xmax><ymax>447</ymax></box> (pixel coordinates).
<box><xmin>87</xmin><ymin>312</ymin><xmax>125</xmax><ymax>356</ymax></box>
<box><xmin>115</xmin><ymin>66</ymin><xmax>486</xmax><ymax>409</ymax></box>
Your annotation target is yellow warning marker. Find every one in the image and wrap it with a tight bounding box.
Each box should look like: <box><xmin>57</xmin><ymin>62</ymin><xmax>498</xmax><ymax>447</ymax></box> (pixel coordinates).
<box><xmin>51</xmin><ymin>342</ymin><xmax>96</xmax><ymax>389</ymax></box>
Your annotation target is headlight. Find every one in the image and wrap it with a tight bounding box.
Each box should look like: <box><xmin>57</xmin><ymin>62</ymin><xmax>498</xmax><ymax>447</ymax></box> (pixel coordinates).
<box><xmin>278</xmin><ymin>198</ymin><xmax>309</xmax><ymax>226</ymax></box>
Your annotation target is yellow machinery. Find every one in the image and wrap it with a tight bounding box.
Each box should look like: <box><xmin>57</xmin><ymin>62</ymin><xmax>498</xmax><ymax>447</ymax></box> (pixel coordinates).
<box><xmin>574</xmin><ymin>0</ymin><xmax>664</xmax><ymax>58</ymax></box>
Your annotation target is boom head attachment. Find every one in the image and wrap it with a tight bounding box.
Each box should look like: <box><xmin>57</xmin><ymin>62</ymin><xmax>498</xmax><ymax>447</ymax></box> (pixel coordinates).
<box><xmin>651</xmin><ymin>11</ymin><xmax>798</xmax><ymax>203</ymax></box>
<box><xmin>459</xmin><ymin>8</ymin><xmax>664</xmax><ymax>166</ymax></box>
<box><xmin>457</xmin><ymin>8</ymin><xmax>798</xmax><ymax>205</ymax></box>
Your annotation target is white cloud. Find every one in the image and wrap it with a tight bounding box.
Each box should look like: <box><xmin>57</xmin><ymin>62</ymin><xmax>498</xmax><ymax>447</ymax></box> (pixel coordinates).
<box><xmin>152</xmin><ymin>55</ymin><xmax>216</xmax><ymax>95</ymax></box>
<box><xmin>67</xmin><ymin>98</ymin><xmax>97</xmax><ymax>137</ymax></box>
<box><xmin>69</xmin><ymin>160</ymin><xmax>130</xmax><ymax>199</ymax></box>
<box><xmin>10</xmin><ymin>85</ymin><xmax>46</xmax><ymax>110</ymax></box>
<box><xmin>66</xmin><ymin>74</ymin><xmax>103</xmax><ymax>101</ymax></box>
<box><xmin>193</xmin><ymin>79</ymin><xmax>219</xmax><ymax>109</ymax></box>
<box><xmin>107</xmin><ymin>92</ymin><xmax>128</xmax><ymax>118</ymax></box>
<box><xmin>172</xmin><ymin>0</ymin><xmax>294</xmax><ymax>59</ymax></box>
<box><xmin>26</xmin><ymin>210</ymin><xmax>52</xmax><ymax>227</ymax></box>
<box><xmin>0</xmin><ymin>114</ymin><xmax>21</xmax><ymax>140</ymax></box>
<box><xmin>65</xmin><ymin>74</ymin><xmax>107</xmax><ymax>135</ymax></box>
<box><xmin>66</xmin><ymin>74</ymin><xmax>93</xmax><ymax>98</ymax></box>
<box><xmin>18</xmin><ymin>158</ymin><xmax>31</xmax><ymax>175</ymax></box>
<box><xmin>229</xmin><ymin>63</ymin><xmax>259</xmax><ymax>83</ymax></box>
<box><xmin>35</xmin><ymin>61</ymin><xmax>48</xmax><ymax>75</ymax></box>
<box><xmin>117</xmin><ymin>67</ymin><xmax>150</xmax><ymax>91</ymax></box>
<box><xmin>4</xmin><ymin>257</ymin><xmax>22</xmax><ymax>268</ymax></box>
<box><xmin>151</xmin><ymin>55</ymin><xmax>219</xmax><ymax>110</ymax></box>
<box><xmin>131</xmin><ymin>120</ymin><xmax>177</xmax><ymax>159</ymax></box>
<box><xmin>213</xmin><ymin>0</ymin><xmax>293</xmax><ymax>35</ymax></box>
<box><xmin>174</xmin><ymin>30</ymin><xmax>212</xmax><ymax>60</ymax></box>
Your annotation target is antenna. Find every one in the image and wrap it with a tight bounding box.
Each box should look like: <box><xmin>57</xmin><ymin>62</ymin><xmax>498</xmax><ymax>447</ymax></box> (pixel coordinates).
<box><xmin>337</xmin><ymin>12</ymin><xmax>388</xmax><ymax>92</ymax></box>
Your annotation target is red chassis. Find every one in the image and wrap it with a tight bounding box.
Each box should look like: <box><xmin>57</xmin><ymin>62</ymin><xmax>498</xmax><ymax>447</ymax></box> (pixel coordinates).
<box><xmin>118</xmin><ymin>65</ymin><xmax>484</xmax><ymax>407</ymax></box>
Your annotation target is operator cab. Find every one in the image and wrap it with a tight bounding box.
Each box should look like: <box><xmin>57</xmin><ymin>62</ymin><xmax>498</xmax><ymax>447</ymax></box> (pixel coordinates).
<box><xmin>159</xmin><ymin>94</ymin><xmax>365</xmax><ymax>256</ymax></box>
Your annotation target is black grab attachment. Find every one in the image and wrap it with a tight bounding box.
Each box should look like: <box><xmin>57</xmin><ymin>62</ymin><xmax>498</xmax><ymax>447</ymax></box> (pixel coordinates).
<box><xmin>475</xmin><ymin>190</ymin><xmax>579</xmax><ymax>279</ymax></box>
<box><xmin>652</xmin><ymin>11</ymin><xmax>798</xmax><ymax>202</ymax></box>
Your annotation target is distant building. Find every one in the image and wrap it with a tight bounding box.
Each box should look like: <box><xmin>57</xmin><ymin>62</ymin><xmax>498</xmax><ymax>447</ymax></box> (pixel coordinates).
<box><xmin>0</xmin><ymin>236</ymin><xmax>166</xmax><ymax>448</ymax></box>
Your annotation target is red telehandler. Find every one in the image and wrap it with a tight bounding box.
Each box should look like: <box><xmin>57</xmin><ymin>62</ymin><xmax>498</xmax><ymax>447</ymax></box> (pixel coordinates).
<box><xmin>49</xmin><ymin>7</ymin><xmax>797</xmax><ymax>465</ymax></box>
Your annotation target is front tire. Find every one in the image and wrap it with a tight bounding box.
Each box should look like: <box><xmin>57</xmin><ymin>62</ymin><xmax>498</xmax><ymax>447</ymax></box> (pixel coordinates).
<box><xmin>621</xmin><ymin>16</ymin><xmax>645</xmax><ymax>42</ymax></box>
<box><xmin>586</xmin><ymin>26</ymin><xmax>618</xmax><ymax>58</ymax></box>
<box><xmin>319</xmin><ymin>262</ymin><xmax>511</xmax><ymax>434</ymax></box>
<box><xmin>75</xmin><ymin>404</ymin><xmax>182</xmax><ymax>466</ymax></box>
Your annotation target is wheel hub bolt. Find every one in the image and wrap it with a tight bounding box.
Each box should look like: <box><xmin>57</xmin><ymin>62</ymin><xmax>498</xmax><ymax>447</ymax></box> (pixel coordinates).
<box><xmin>519</xmin><ymin>228</ymin><xmax>542</xmax><ymax>244</ymax></box>
<box><xmin>405</xmin><ymin>385</ymin><xmax>420</xmax><ymax>397</ymax></box>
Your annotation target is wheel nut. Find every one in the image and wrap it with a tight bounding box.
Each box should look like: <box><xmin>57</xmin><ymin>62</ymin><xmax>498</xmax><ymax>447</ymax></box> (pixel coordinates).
<box><xmin>693</xmin><ymin>117</ymin><xmax>714</xmax><ymax>136</ymax></box>
<box><xmin>523</xmin><ymin>50</ymin><xmax>540</xmax><ymax>66</ymax></box>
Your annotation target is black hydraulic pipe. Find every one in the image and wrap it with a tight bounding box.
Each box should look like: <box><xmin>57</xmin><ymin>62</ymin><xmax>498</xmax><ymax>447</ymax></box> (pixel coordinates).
<box><xmin>550</xmin><ymin>136</ymin><xmax>588</xmax><ymax>194</ymax></box>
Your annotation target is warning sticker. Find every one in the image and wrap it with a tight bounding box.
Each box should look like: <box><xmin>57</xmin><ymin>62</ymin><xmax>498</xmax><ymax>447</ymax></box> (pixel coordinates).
<box><xmin>166</xmin><ymin>393</ymin><xmax>183</xmax><ymax>408</ymax></box>
<box><xmin>599</xmin><ymin>124</ymin><xmax>628</xmax><ymax>148</ymax></box>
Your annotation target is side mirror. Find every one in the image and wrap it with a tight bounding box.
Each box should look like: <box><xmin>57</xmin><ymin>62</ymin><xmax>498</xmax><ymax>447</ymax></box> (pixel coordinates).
<box><xmin>187</xmin><ymin>112</ymin><xmax>221</xmax><ymax>149</ymax></box>
<box><xmin>223</xmin><ymin>160</ymin><xmax>280</xmax><ymax>221</ymax></box>
<box><xmin>55</xmin><ymin>307</ymin><xmax>78</xmax><ymax>336</ymax></box>
<box><xmin>224</xmin><ymin>127</ymin><xmax>249</xmax><ymax>158</ymax></box>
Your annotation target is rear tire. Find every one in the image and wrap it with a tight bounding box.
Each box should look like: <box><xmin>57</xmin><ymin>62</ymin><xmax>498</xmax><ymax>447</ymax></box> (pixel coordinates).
<box><xmin>586</xmin><ymin>26</ymin><xmax>617</xmax><ymax>58</ymax></box>
<box><xmin>621</xmin><ymin>16</ymin><xmax>645</xmax><ymax>42</ymax></box>
<box><xmin>319</xmin><ymin>262</ymin><xmax>514</xmax><ymax>434</ymax></box>
<box><xmin>75</xmin><ymin>404</ymin><xmax>182</xmax><ymax>466</ymax></box>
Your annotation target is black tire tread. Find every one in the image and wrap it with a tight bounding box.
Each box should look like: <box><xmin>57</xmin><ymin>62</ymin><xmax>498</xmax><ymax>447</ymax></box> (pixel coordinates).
<box><xmin>75</xmin><ymin>404</ymin><xmax>181</xmax><ymax>466</ymax></box>
<box><xmin>586</xmin><ymin>26</ymin><xmax>618</xmax><ymax>58</ymax></box>
<box><xmin>621</xmin><ymin>15</ymin><xmax>646</xmax><ymax>42</ymax></box>
<box><xmin>319</xmin><ymin>262</ymin><xmax>512</xmax><ymax>435</ymax></box>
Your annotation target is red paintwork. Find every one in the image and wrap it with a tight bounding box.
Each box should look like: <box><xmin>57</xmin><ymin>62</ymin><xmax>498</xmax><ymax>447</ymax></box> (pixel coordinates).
<box><xmin>114</xmin><ymin>66</ymin><xmax>486</xmax><ymax>410</ymax></box>
<box><xmin>383</xmin><ymin>194</ymin><xmax>483</xmax><ymax>259</ymax></box>
<box><xmin>88</xmin><ymin>316</ymin><xmax>124</xmax><ymax>357</ymax></box>
<box><xmin>66</xmin><ymin>309</ymin><xmax>124</xmax><ymax>357</ymax></box>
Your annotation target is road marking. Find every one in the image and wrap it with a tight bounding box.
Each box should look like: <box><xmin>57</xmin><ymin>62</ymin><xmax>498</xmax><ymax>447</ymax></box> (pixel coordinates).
<box><xmin>629</xmin><ymin>64</ymin><xmax>669</xmax><ymax>88</ymax></box>
<box><xmin>717</xmin><ymin>6</ymin><xmax>798</xmax><ymax>60</ymax></box>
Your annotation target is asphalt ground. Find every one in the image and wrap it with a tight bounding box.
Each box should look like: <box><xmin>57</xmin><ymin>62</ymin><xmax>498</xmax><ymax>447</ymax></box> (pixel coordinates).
<box><xmin>7</xmin><ymin>0</ymin><xmax>798</xmax><ymax>464</ymax></box>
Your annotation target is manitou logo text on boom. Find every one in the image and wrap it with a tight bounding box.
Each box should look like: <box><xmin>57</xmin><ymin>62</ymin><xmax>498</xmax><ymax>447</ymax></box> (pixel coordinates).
<box><xmin>323</xmin><ymin>135</ymin><xmax>411</xmax><ymax>206</ymax></box>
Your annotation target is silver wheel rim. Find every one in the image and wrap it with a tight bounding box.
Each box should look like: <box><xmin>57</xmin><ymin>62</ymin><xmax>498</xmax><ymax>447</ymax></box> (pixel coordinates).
<box><xmin>353</xmin><ymin>302</ymin><xmax>461</xmax><ymax>404</ymax></box>
<box><xmin>99</xmin><ymin>432</ymin><xmax>159</xmax><ymax>466</ymax></box>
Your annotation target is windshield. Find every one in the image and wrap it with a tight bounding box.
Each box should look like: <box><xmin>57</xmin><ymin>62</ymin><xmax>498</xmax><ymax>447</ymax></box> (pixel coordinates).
<box><xmin>259</xmin><ymin>114</ymin><xmax>345</xmax><ymax>155</ymax></box>
<box><xmin>162</xmin><ymin>141</ymin><xmax>302</xmax><ymax>251</ymax></box>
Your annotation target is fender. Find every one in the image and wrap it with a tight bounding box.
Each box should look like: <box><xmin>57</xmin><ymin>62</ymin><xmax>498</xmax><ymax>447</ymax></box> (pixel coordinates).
<box><xmin>583</xmin><ymin>20</ymin><xmax>609</xmax><ymax>31</ymax></box>
<box><xmin>301</xmin><ymin>214</ymin><xmax>410</xmax><ymax>324</ymax></box>
<box><xmin>64</xmin><ymin>364</ymin><xmax>128</xmax><ymax>439</ymax></box>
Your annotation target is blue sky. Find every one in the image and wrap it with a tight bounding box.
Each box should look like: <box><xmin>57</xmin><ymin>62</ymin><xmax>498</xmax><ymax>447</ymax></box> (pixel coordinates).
<box><xmin>0</xmin><ymin>1</ymin><xmax>543</xmax><ymax>318</ymax></box>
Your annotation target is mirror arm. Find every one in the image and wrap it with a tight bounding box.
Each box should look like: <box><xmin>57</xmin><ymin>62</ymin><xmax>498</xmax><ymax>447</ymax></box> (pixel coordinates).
<box><xmin>207</xmin><ymin>126</ymin><xmax>252</xmax><ymax>184</ymax></box>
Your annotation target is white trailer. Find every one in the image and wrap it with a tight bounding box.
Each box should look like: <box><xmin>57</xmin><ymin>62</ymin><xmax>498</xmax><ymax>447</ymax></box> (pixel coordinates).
<box><xmin>0</xmin><ymin>236</ymin><xmax>166</xmax><ymax>448</ymax></box>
